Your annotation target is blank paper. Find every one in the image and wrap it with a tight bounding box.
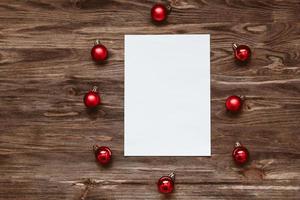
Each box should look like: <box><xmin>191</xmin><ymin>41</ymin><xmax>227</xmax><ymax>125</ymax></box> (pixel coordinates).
<box><xmin>125</xmin><ymin>34</ymin><xmax>210</xmax><ymax>156</ymax></box>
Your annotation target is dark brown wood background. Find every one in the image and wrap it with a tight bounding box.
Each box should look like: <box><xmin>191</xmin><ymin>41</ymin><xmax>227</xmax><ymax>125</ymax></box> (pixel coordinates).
<box><xmin>0</xmin><ymin>0</ymin><xmax>300</xmax><ymax>199</ymax></box>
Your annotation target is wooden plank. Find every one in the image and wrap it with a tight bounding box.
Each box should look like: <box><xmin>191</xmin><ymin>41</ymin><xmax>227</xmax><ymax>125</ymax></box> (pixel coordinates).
<box><xmin>0</xmin><ymin>0</ymin><xmax>299</xmax><ymax>199</ymax></box>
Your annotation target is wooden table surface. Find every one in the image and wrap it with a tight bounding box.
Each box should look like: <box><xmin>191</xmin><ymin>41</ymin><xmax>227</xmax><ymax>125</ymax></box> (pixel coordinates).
<box><xmin>0</xmin><ymin>0</ymin><xmax>300</xmax><ymax>199</ymax></box>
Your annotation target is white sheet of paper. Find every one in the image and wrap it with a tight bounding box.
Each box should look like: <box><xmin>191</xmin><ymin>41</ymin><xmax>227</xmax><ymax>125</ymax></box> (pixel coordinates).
<box><xmin>124</xmin><ymin>34</ymin><xmax>210</xmax><ymax>156</ymax></box>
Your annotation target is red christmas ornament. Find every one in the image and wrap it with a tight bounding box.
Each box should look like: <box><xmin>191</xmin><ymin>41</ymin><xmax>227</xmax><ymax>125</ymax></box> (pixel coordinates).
<box><xmin>157</xmin><ymin>172</ymin><xmax>175</xmax><ymax>194</ymax></box>
<box><xmin>84</xmin><ymin>86</ymin><xmax>101</xmax><ymax>108</ymax></box>
<box><xmin>232</xmin><ymin>142</ymin><xmax>249</xmax><ymax>165</ymax></box>
<box><xmin>93</xmin><ymin>145</ymin><xmax>112</xmax><ymax>165</ymax></box>
<box><xmin>232</xmin><ymin>43</ymin><xmax>251</xmax><ymax>62</ymax></box>
<box><xmin>151</xmin><ymin>3</ymin><xmax>171</xmax><ymax>22</ymax></box>
<box><xmin>225</xmin><ymin>95</ymin><xmax>242</xmax><ymax>112</ymax></box>
<box><xmin>91</xmin><ymin>40</ymin><xmax>108</xmax><ymax>62</ymax></box>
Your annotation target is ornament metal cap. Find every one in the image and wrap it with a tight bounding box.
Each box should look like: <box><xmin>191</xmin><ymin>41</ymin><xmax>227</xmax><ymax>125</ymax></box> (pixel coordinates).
<box><xmin>232</xmin><ymin>43</ymin><xmax>238</xmax><ymax>50</ymax></box>
<box><xmin>93</xmin><ymin>144</ymin><xmax>100</xmax><ymax>152</ymax></box>
<box><xmin>168</xmin><ymin>172</ymin><xmax>175</xmax><ymax>181</ymax></box>
<box><xmin>235</xmin><ymin>141</ymin><xmax>242</xmax><ymax>147</ymax></box>
<box><xmin>166</xmin><ymin>4</ymin><xmax>172</xmax><ymax>13</ymax></box>
<box><xmin>94</xmin><ymin>39</ymin><xmax>102</xmax><ymax>45</ymax></box>
<box><xmin>92</xmin><ymin>86</ymin><xmax>98</xmax><ymax>92</ymax></box>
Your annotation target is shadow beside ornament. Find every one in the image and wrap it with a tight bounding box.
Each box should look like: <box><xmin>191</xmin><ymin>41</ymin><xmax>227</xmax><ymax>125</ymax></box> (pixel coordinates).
<box><xmin>85</xmin><ymin>106</ymin><xmax>106</xmax><ymax>120</ymax></box>
<box><xmin>151</xmin><ymin>19</ymin><xmax>169</xmax><ymax>26</ymax></box>
<box><xmin>234</xmin><ymin>58</ymin><xmax>251</xmax><ymax>67</ymax></box>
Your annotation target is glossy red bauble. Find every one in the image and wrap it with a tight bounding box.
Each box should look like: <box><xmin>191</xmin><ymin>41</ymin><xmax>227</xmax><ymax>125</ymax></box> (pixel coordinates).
<box><xmin>94</xmin><ymin>145</ymin><xmax>112</xmax><ymax>165</ymax></box>
<box><xmin>232</xmin><ymin>142</ymin><xmax>249</xmax><ymax>165</ymax></box>
<box><xmin>151</xmin><ymin>3</ymin><xmax>170</xmax><ymax>22</ymax></box>
<box><xmin>157</xmin><ymin>172</ymin><xmax>175</xmax><ymax>194</ymax></box>
<box><xmin>84</xmin><ymin>87</ymin><xmax>101</xmax><ymax>108</ymax></box>
<box><xmin>232</xmin><ymin>43</ymin><xmax>251</xmax><ymax>62</ymax></box>
<box><xmin>91</xmin><ymin>40</ymin><xmax>108</xmax><ymax>62</ymax></box>
<box><xmin>225</xmin><ymin>95</ymin><xmax>242</xmax><ymax>112</ymax></box>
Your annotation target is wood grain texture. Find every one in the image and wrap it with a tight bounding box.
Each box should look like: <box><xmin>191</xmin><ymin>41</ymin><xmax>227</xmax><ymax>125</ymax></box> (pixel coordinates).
<box><xmin>0</xmin><ymin>0</ymin><xmax>299</xmax><ymax>199</ymax></box>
